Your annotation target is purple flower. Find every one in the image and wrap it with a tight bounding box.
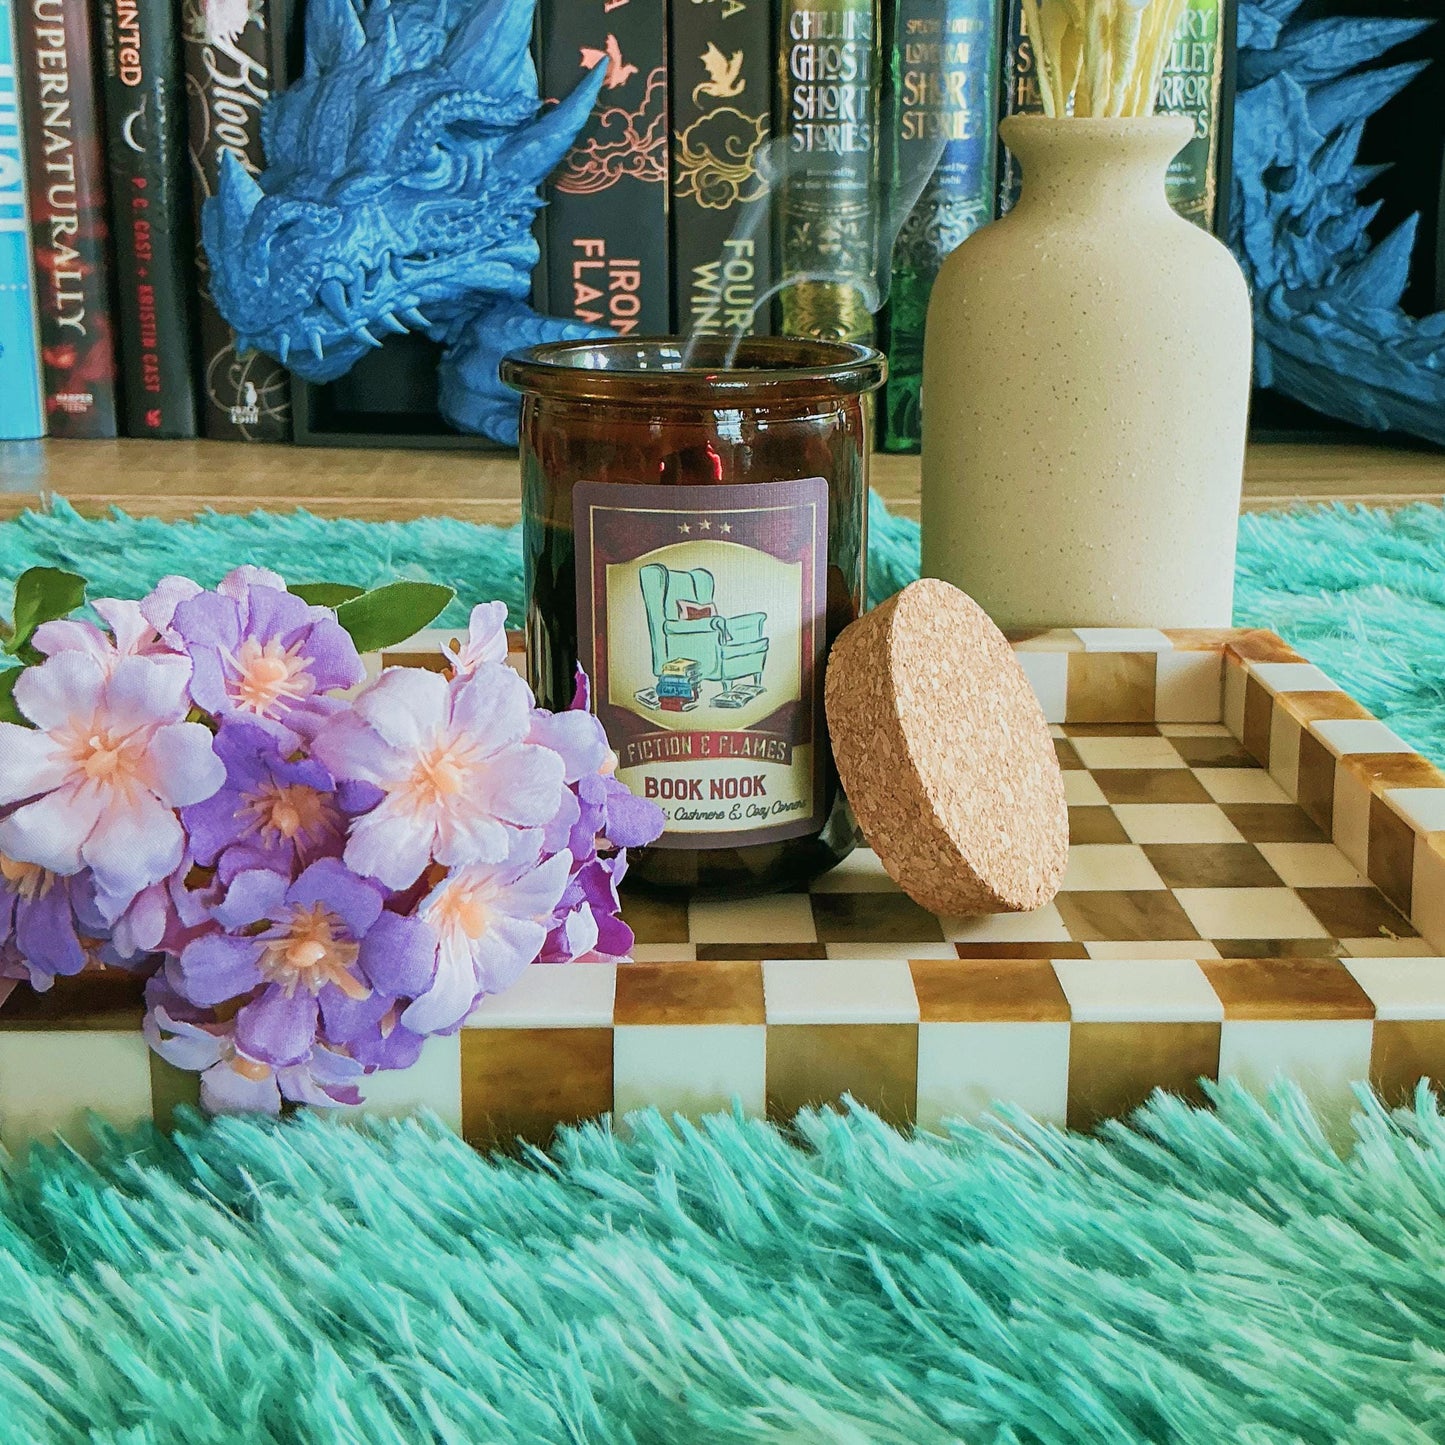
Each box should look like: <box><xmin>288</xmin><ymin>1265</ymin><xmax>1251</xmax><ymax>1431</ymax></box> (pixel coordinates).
<box><xmin>0</xmin><ymin>853</ymin><xmax>165</xmax><ymax>992</ymax></box>
<box><xmin>579</xmin><ymin>770</ymin><xmax>666</xmax><ymax>850</ymax></box>
<box><xmin>170</xmin><ymin>570</ymin><xmax>363</xmax><ymax>745</ymax></box>
<box><xmin>533</xmin><ymin>674</ymin><xmax>664</xmax><ymax>856</ymax></box>
<box><xmin>540</xmin><ymin>853</ymin><xmax>634</xmax><ymax>964</ymax></box>
<box><xmin>514</xmin><ymin>668</ymin><xmax>664</xmax><ymax>965</ymax></box>
<box><xmin>0</xmin><ymin>651</ymin><xmax>225</xmax><ymax>918</ymax></box>
<box><xmin>406</xmin><ymin>846</ymin><xmax>573</xmax><ymax>1033</ymax></box>
<box><xmin>0</xmin><ymin>856</ymin><xmax>112</xmax><ymax>991</ymax></box>
<box><xmin>144</xmin><ymin>978</ymin><xmax>365</xmax><ymax>1114</ymax></box>
<box><xmin>105</xmin><ymin>876</ymin><xmax>172</xmax><ymax>961</ymax></box>
<box><xmin>104</xmin><ymin>842</ymin><xmax>233</xmax><ymax>965</ymax></box>
<box><xmin>181</xmin><ymin>722</ymin><xmax>375</xmax><ymax>877</ymax></box>
<box><xmin>312</xmin><ymin>665</ymin><xmax>566</xmax><ymax>891</ymax></box>
<box><xmin>529</xmin><ymin>705</ymin><xmax>609</xmax><ymax>779</ymax></box>
<box><xmin>171</xmin><ymin>858</ymin><xmax>437</xmax><ymax>1068</ymax></box>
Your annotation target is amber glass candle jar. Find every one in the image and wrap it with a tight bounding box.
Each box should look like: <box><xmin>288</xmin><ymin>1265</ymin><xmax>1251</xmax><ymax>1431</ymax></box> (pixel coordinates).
<box><xmin>502</xmin><ymin>336</ymin><xmax>886</xmax><ymax>897</ymax></box>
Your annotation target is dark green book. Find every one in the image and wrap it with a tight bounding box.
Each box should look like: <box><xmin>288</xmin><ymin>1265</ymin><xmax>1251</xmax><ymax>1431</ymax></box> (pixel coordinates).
<box><xmin>774</xmin><ymin>0</ymin><xmax>879</xmax><ymax>342</ymax></box>
<box><xmin>669</xmin><ymin>0</ymin><xmax>774</xmax><ymax>338</ymax></box>
<box><xmin>1155</xmin><ymin>0</ymin><xmax>1235</xmax><ymax>232</ymax></box>
<box><xmin>880</xmin><ymin>0</ymin><xmax>1000</xmax><ymax>452</ymax></box>
<box><xmin>997</xmin><ymin>0</ymin><xmax>1234</xmax><ymax>232</ymax></box>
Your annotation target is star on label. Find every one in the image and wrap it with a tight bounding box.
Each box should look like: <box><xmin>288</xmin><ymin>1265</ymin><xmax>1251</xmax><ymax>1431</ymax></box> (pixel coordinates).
<box><xmin>719</xmin><ymin>522</ymin><xmax>732</xmax><ymax>534</ymax></box>
<box><xmin>678</xmin><ymin>523</ymin><xmax>691</xmax><ymax>534</ymax></box>
<box><xmin>698</xmin><ymin>519</ymin><xmax>711</xmax><ymax>531</ymax></box>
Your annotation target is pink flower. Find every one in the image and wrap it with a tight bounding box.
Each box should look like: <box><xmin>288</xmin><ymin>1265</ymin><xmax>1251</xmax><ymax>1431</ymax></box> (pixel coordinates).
<box><xmin>404</xmin><ymin>846</ymin><xmax>573</xmax><ymax>1033</ymax></box>
<box><xmin>0</xmin><ymin>651</ymin><xmax>225</xmax><ymax>916</ymax></box>
<box><xmin>443</xmin><ymin>601</ymin><xmax>509</xmax><ymax>679</ymax></box>
<box><xmin>138</xmin><ymin>575</ymin><xmax>204</xmax><ymax>644</ymax></box>
<box><xmin>313</xmin><ymin>664</ymin><xmax>566</xmax><ymax>890</ymax></box>
<box><xmin>33</xmin><ymin>597</ymin><xmax>187</xmax><ymax>675</ymax></box>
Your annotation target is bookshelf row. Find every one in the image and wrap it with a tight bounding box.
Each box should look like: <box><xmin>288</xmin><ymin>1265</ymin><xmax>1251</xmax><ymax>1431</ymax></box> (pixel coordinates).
<box><xmin>0</xmin><ymin>0</ymin><xmax>1231</xmax><ymax>452</ymax></box>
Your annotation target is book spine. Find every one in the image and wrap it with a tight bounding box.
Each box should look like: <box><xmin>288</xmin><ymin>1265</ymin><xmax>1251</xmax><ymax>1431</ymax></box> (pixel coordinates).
<box><xmin>15</xmin><ymin>0</ymin><xmax>120</xmax><ymax>437</ymax></box>
<box><xmin>99</xmin><ymin>0</ymin><xmax>197</xmax><ymax>436</ymax></box>
<box><xmin>997</xmin><ymin>0</ymin><xmax>1233</xmax><ymax>233</ymax></box>
<box><xmin>0</xmin><ymin>0</ymin><xmax>45</xmax><ymax>437</ymax></box>
<box><xmin>540</xmin><ymin>0</ymin><xmax>671</xmax><ymax>335</ymax></box>
<box><xmin>1157</xmin><ymin>0</ymin><xmax>1233</xmax><ymax>233</ymax></box>
<box><xmin>994</xmin><ymin>0</ymin><xmax>1031</xmax><ymax>215</ymax></box>
<box><xmin>774</xmin><ymin>0</ymin><xmax>880</xmax><ymax>343</ymax></box>
<box><xmin>880</xmin><ymin>0</ymin><xmax>998</xmax><ymax>451</ymax></box>
<box><xmin>668</xmin><ymin>0</ymin><xmax>773</xmax><ymax>339</ymax></box>
<box><xmin>182</xmin><ymin>0</ymin><xmax>289</xmax><ymax>440</ymax></box>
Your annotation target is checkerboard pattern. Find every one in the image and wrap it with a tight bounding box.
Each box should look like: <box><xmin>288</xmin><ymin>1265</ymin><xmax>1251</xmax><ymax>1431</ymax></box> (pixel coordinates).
<box><xmin>3</xmin><ymin>627</ymin><xmax>1443</xmax><ymax>1151</ymax></box>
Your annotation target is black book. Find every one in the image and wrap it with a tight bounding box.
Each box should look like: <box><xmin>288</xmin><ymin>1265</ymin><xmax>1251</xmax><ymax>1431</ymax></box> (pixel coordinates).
<box><xmin>182</xmin><ymin>0</ymin><xmax>290</xmax><ymax>440</ymax></box>
<box><xmin>668</xmin><ymin>0</ymin><xmax>774</xmax><ymax>339</ymax></box>
<box><xmin>99</xmin><ymin>0</ymin><xmax>198</xmax><ymax>436</ymax></box>
<box><xmin>539</xmin><ymin>0</ymin><xmax>671</xmax><ymax>334</ymax></box>
<box><xmin>994</xmin><ymin>0</ymin><xmax>1032</xmax><ymax>216</ymax></box>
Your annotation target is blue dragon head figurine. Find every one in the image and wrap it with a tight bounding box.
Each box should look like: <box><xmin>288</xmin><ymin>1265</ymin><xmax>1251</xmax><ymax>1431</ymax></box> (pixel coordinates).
<box><xmin>202</xmin><ymin>0</ymin><xmax>608</xmax><ymax>443</ymax></box>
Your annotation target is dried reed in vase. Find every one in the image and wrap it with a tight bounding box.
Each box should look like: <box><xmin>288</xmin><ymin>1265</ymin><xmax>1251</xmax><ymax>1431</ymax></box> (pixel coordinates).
<box><xmin>1019</xmin><ymin>0</ymin><xmax>1189</xmax><ymax>118</ymax></box>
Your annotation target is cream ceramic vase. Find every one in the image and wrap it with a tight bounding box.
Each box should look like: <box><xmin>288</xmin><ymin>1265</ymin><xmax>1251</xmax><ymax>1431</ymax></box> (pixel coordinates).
<box><xmin>920</xmin><ymin>115</ymin><xmax>1252</xmax><ymax>629</ymax></box>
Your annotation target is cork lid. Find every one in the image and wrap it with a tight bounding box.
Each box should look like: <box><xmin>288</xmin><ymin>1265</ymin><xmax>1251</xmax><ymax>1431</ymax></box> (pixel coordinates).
<box><xmin>824</xmin><ymin>579</ymin><xmax>1069</xmax><ymax>916</ymax></box>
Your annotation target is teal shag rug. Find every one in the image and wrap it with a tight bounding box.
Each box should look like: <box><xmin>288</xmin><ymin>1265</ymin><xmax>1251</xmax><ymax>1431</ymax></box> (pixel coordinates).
<box><xmin>2</xmin><ymin>502</ymin><xmax>1445</xmax><ymax>1439</ymax></box>
<box><xmin>3</xmin><ymin>495</ymin><xmax>1444</xmax><ymax>763</ymax></box>
<box><xmin>6</xmin><ymin>1083</ymin><xmax>1445</xmax><ymax>1443</ymax></box>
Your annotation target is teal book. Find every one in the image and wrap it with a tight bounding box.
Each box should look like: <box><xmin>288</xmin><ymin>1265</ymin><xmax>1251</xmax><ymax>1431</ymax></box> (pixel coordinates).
<box><xmin>880</xmin><ymin>0</ymin><xmax>1000</xmax><ymax>452</ymax></box>
<box><xmin>0</xmin><ymin>0</ymin><xmax>46</xmax><ymax>439</ymax></box>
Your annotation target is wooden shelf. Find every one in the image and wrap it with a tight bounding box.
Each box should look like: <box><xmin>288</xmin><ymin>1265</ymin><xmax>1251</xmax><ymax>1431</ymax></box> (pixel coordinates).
<box><xmin>2</xmin><ymin>437</ymin><xmax>1442</xmax><ymax>526</ymax></box>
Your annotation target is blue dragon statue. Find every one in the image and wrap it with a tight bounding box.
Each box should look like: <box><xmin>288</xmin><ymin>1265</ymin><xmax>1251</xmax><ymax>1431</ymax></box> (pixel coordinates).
<box><xmin>202</xmin><ymin>0</ymin><xmax>608</xmax><ymax>444</ymax></box>
<box><xmin>1232</xmin><ymin>0</ymin><xmax>1443</xmax><ymax>445</ymax></box>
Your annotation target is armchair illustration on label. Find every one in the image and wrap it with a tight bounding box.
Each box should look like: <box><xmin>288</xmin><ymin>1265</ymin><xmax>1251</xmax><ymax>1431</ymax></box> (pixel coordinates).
<box><xmin>636</xmin><ymin>563</ymin><xmax>770</xmax><ymax>712</ymax></box>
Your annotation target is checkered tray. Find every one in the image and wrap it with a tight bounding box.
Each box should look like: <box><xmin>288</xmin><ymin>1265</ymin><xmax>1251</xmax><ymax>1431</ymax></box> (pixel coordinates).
<box><xmin>3</xmin><ymin>627</ymin><xmax>1443</xmax><ymax>1151</ymax></box>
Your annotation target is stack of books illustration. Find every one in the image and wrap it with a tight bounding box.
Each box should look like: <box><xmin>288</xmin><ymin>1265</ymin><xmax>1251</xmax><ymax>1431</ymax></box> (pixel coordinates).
<box><xmin>656</xmin><ymin>658</ymin><xmax>702</xmax><ymax>712</ymax></box>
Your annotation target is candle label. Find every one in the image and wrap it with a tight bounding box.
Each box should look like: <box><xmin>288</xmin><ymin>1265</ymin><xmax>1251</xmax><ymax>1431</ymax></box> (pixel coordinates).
<box><xmin>574</xmin><ymin>477</ymin><xmax>828</xmax><ymax>848</ymax></box>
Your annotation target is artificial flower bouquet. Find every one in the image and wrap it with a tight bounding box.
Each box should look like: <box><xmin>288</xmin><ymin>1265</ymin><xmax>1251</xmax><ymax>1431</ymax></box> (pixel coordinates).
<box><xmin>0</xmin><ymin>565</ymin><xmax>662</xmax><ymax>1114</ymax></box>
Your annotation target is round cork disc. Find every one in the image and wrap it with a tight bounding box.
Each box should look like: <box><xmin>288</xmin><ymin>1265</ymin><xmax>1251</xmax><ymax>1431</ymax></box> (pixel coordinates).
<box><xmin>825</xmin><ymin>579</ymin><xmax>1069</xmax><ymax>916</ymax></box>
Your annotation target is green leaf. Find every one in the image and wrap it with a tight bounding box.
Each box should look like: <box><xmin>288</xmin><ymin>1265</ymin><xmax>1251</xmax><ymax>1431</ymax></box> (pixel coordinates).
<box><xmin>7</xmin><ymin>567</ymin><xmax>86</xmax><ymax>655</ymax></box>
<box><xmin>334</xmin><ymin>581</ymin><xmax>455</xmax><ymax>654</ymax></box>
<box><xmin>292</xmin><ymin>582</ymin><xmax>366</xmax><ymax>609</ymax></box>
<box><xmin>0</xmin><ymin>666</ymin><xmax>26</xmax><ymax>727</ymax></box>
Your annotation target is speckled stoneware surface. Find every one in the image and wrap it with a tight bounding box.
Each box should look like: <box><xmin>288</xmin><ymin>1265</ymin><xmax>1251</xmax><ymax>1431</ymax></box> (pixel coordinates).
<box><xmin>824</xmin><ymin>579</ymin><xmax>1069</xmax><ymax>915</ymax></box>
<box><xmin>920</xmin><ymin>116</ymin><xmax>1252</xmax><ymax>629</ymax></box>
